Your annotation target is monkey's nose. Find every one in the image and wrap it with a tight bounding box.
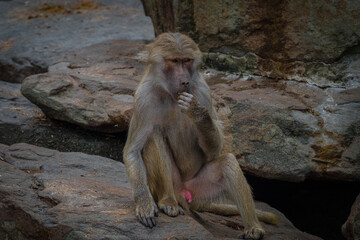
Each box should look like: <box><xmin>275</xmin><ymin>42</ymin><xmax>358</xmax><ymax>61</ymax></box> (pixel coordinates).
<box><xmin>182</xmin><ymin>81</ymin><xmax>190</xmax><ymax>86</ymax></box>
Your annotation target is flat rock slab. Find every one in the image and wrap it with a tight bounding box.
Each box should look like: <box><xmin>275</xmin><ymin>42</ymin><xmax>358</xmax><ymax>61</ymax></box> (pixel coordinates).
<box><xmin>0</xmin><ymin>0</ymin><xmax>154</xmax><ymax>83</ymax></box>
<box><xmin>0</xmin><ymin>143</ymin><xmax>321</xmax><ymax>240</ymax></box>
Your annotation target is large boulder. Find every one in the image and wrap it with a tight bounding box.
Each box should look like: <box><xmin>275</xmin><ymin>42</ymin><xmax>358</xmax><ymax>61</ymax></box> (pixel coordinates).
<box><xmin>21</xmin><ymin>40</ymin><xmax>146</xmax><ymax>133</ymax></box>
<box><xmin>0</xmin><ymin>143</ymin><xmax>321</xmax><ymax>240</ymax></box>
<box><xmin>0</xmin><ymin>81</ymin><xmax>126</xmax><ymax>160</ymax></box>
<box><xmin>141</xmin><ymin>0</ymin><xmax>360</xmax><ymax>88</ymax></box>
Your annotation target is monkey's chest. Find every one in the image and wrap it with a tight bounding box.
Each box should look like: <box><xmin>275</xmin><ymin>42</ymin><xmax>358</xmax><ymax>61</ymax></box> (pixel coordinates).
<box><xmin>165</xmin><ymin>121</ymin><xmax>205</xmax><ymax>180</ymax></box>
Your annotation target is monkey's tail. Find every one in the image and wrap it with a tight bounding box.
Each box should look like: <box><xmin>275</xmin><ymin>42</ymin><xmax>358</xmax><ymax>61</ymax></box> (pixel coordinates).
<box><xmin>256</xmin><ymin>209</ymin><xmax>280</xmax><ymax>225</ymax></box>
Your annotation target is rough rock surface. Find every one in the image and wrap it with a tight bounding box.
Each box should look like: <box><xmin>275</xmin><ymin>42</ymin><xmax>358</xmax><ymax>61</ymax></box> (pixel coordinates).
<box><xmin>0</xmin><ymin>0</ymin><xmax>154</xmax><ymax>83</ymax></box>
<box><xmin>0</xmin><ymin>81</ymin><xmax>126</xmax><ymax>160</ymax></box>
<box><xmin>207</xmin><ymin>72</ymin><xmax>360</xmax><ymax>181</ymax></box>
<box><xmin>141</xmin><ymin>0</ymin><xmax>360</xmax><ymax>88</ymax></box>
<box><xmin>342</xmin><ymin>193</ymin><xmax>360</xmax><ymax>240</ymax></box>
<box><xmin>21</xmin><ymin>39</ymin><xmax>146</xmax><ymax>133</ymax></box>
<box><xmin>21</xmin><ymin>47</ymin><xmax>360</xmax><ymax>181</ymax></box>
<box><xmin>0</xmin><ymin>143</ymin><xmax>321</xmax><ymax>240</ymax></box>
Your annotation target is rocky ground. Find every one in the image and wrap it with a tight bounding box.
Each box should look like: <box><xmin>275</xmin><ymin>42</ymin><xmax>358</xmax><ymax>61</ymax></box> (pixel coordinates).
<box><xmin>0</xmin><ymin>143</ymin><xmax>322</xmax><ymax>240</ymax></box>
<box><xmin>1</xmin><ymin>0</ymin><xmax>359</xmax><ymax>240</ymax></box>
<box><xmin>0</xmin><ymin>0</ymin><xmax>154</xmax><ymax>83</ymax></box>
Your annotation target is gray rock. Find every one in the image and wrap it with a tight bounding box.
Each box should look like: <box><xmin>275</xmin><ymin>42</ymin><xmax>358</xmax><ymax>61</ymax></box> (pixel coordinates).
<box><xmin>209</xmin><ymin>74</ymin><xmax>360</xmax><ymax>181</ymax></box>
<box><xmin>342</xmin><ymin>193</ymin><xmax>360</xmax><ymax>240</ymax></box>
<box><xmin>0</xmin><ymin>80</ymin><xmax>127</xmax><ymax>160</ymax></box>
<box><xmin>20</xmin><ymin>59</ymin><xmax>360</xmax><ymax>181</ymax></box>
<box><xmin>0</xmin><ymin>143</ymin><xmax>322</xmax><ymax>240</ymax></box>
<box><xmin>0</xmin><ymin>0</ymin><xmax>154</xmax><ymax>83</ymax></box>
<box><xmin>21</xmin><ymin>39</ymin><xmax>146</xmax><ymax>133</ymax></box>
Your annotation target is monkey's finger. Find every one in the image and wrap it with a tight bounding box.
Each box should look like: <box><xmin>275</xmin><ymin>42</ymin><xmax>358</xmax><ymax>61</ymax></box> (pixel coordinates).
<box><xmin>150</xmin><ymin>217</ymin><xmax>156</xmax><ymax>226</ymax></box>
<box><xmin>140</xmin><ymin>216</ymin><xmax>147</xmax><ymax>226</ymax></box>
<box><xmin>166</xmin><ymin>206</ymin><xmax>174</xmax><ymax>216</ymax></box>
<box><xmin>182</xmin><ymin>92</ymin><xmax>193</xmax><ymax>98</ymax></box>
<box><xmin>154</xmin><ymin>208</ymin><xmax>159</xmax><ymax>217</ymax></box>
<box><xmin>178</xmin><ymin>99</ymin><xmax>190</xmax><ymax>107</ymax></box>
<box><xmin>179</xmin><ymin>206</ymin><xmax>184</xmax><ymax>215</ymax></box>
<box><xmin>142</xmin><ymin>216</ymin><xmax>153</xmax><ymax>228</ymax></box>
<box><xmin>179</xmin><ymin>94</ymin><xmax>192</xmax><ymax>103</ymax></box>
<box><xmin>147</xmin><ymin>217</ymin><xmax>154</xmax><ymax>228</ymax></box>
<box><xmin>178</xmin><ymin>104</ymin><xmax>188</xmax><ymax>111</ymax></box>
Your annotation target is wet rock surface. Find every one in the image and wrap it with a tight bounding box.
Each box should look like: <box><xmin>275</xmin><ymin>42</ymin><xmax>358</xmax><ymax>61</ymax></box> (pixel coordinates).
<box><xmin>0</xmin><ymin>0</ymin><xmax>154</xmax><ymax>83</ymax></box>
<box><xmin>0</xmin><ymin>143</ymin><xmax>321</xmax><ymax>240</ymax></box>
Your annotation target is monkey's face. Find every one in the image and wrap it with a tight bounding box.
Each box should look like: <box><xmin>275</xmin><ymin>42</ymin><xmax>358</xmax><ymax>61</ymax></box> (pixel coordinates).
<box><xmin>163</xmin><ymin>56</ymin><xmax>194</xmax><ymax>97</ymax></box>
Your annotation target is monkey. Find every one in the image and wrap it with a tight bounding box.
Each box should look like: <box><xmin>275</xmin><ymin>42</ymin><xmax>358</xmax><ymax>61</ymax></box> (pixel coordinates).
<box><xmin>123</xmin><ymin>32</ymin><xmax>279</xmax><ymax>240</ymax></box>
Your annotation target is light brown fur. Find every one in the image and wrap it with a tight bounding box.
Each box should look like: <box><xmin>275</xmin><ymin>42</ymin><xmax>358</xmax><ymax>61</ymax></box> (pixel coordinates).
<box><xmin>123</xmin><ymin>33</ymin><xmax>278</xmax><ymax>239</ymax></box>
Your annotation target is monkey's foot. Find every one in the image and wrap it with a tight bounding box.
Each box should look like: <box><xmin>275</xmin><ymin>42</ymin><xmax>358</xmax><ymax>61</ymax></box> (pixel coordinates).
<box><xmin>242</xmin><ymin>226</ymin><xmax>265</xmax><ymax>240</ymax></box>
<box><xmin>135</xmin><ymin>200</ymin><xmax>158</xmax><ymax>228</ymax></box>
<box><xmin>158</xmin><ymin>198</ymin><xmax>184</xmax><ymax>217</ymax></box>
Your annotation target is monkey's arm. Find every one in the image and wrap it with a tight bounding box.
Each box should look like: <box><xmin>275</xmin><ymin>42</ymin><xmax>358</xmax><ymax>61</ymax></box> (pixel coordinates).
<box><xmin>123</xmin><ymin>112</ymin><xmax>158</xmax><ymax>228</ymax></box>
<box><xmin>178</xmin><ymin>92</ymin><xmax>223</xmax><ymax>161</ymax></box>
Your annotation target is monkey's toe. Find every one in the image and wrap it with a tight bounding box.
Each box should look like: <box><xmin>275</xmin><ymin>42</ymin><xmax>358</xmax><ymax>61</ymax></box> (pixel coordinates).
<box><xmin>161</xmin><ymin>205</ymin><xmax>181</xmax><ymax>217</ymax></box>
<box><xmin>136</xmin><ymin>213</ymin><xmax>157</xmax><ymax>228</ymax></box>
<box><xmin>135</xmin><ymin>201</ymin><xmax>158</xmax><ymax>228</ymax></box>
<box><xmin>244</xmin><ymin>227</ymin><xmax>265</xmax><ymax>240</ymax></box>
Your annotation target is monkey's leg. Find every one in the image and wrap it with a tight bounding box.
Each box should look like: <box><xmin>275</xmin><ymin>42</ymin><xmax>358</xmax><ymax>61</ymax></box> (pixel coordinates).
<box><xmin>184</xmin><ymin>153</ymin><xmax>265</xmax><ymax>240</ymax></box>
<box><xmin>143</xmin><ymin>128</ymin><xmax>184</xmax><ymax>217</ymax></box>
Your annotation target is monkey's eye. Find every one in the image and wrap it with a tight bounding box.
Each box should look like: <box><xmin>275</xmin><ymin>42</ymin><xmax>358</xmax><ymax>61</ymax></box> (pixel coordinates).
<box><xmin>183</xmin><ymin>58</ymin><xmax>191</xmax><ymax>63</ymax></box>
<box><xmin>171</xmin><ymin>59</ymin><xmax>179</xmax><ymax>63</ymax></box>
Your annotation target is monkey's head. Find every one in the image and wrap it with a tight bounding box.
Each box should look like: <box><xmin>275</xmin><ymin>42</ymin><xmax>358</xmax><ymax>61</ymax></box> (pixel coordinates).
<box><xmin>146</xmin><ymin>32</ymin><xmax>202</xmax><ymax>98</ymax></box>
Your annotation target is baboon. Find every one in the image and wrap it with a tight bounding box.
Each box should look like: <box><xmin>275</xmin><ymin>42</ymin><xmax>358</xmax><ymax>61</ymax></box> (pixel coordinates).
<box><xmin>123</xmin><ymin>32</ymin><xmax>279</xmax><ymax>239</ymax></box>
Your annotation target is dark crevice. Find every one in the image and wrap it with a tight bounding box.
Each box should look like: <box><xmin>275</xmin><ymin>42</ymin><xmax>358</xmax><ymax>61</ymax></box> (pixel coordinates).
<box><xmin>0</xmin><ymin>60</ymin><xmax>47</xmax><ymax>83</ymax></box>
<box><xmin>0</xmin><ymin>119</ymin><xmax>127</xmax><ymax>162</ymax></box>
<box><xmin>247</xmin><ymin>174</ymin><xmax>360</xmax><ymax>240</ymax></box>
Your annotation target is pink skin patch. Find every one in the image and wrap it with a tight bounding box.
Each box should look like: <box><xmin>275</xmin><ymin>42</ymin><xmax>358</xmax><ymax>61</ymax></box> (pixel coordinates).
<box><xmin>181</xmin><ymin>189</ymin><xmax>192</xmax><ymax>203</ymax></box>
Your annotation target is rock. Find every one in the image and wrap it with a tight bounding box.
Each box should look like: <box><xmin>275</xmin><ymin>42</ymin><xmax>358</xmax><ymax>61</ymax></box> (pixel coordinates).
<box><xmin>342</xmin><ymin>193</ymin><xmax>360</xmax><ymax>240</ymax></box>
<box><xmin>21</xmin><ymin>39</ymin><xmax>147</xmax><ymax>133</ymax></box>
<box><xmin>20</xmin><ymin>53</ymin><xmax>360</xmax><ymax>181</ymax></box>
<box><xmin>0</xmin><ymin>0</ymin><xmax>154</xmax><ymax>83</ymax></box>
<box><xmin>206</xmin><ymin>72</ymin><xmax>360</xmax><ymax>181</ymax></box>
<box><xmin>0</xmin><ymin>81</ymin><xmax>126</xmax><ymax>161</ymax></box>
<box><xmin>141</xmin><ymin>0</ymin><xmax>360</xmax><ymax>88</ymax></box>
<box><xmin>0</xmin><ymin>143</ymin><xmax>321</xmax><ymax>240</ymax></box>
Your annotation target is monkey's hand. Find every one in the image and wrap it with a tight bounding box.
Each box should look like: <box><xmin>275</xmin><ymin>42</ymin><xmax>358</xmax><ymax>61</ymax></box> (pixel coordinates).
<box><xmin>178</xmin><ymin>92</ymin><xmax>208</xmax><ymax>122</ymax></box>
<box><xmin>135</xmin><ymin>195</ymin><xmax>159</xmax><ymax>228</ymax></box>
